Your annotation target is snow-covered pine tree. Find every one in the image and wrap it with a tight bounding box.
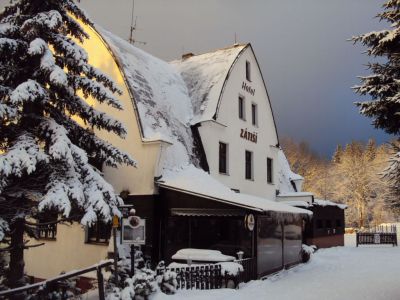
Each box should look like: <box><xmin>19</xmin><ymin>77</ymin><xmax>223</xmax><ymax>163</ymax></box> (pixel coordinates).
<box><xmin>0</xmin><ymin>0</ymin><xmax>135</xmax><ymax>292</ymax></box>
<box><xmin>352</xmin><ymin>0</ymin><xmax>400</xmax><ymax>209</ymax></box>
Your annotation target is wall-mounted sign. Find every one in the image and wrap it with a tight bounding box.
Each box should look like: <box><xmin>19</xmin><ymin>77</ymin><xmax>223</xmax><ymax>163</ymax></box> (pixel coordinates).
<box><xmin>121</xmin><ymin>216</ymin><xmax>146</xmax><ymax>245</ymax></box>
<box><xmin>245</xmin><ymin>214</ymin><xmax>255</xmax><ymax>231</ymax></box>
<box><xmin>242</xmin><ymin>81</ymin><xmax>255</xmax><ymax>96</ymax></box>
<box><xmin>240</xmin><ymin>128</ymin><xmax>258</xmax><ymax>143</ymax></box>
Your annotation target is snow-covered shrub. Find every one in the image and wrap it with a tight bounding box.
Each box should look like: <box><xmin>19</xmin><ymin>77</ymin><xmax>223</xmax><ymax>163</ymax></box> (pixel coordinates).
<box><xmin>301</xmin><ymin>244</ymin><xmax>317</xmax><ymax>263</ymax></box>
<box><xmin>131</xmin><ymin>268</ymin><xmax>157</xmax><ymax>299</ymax></box>
<box><xmin>156</xmin><ymin>266</ymin><xmax>177</xmax><ymax>295</ymax></box>
<box><xmin>106</xmin><ymin>267</ymin><xmax>157</xmax><ymax>300</ymax></box>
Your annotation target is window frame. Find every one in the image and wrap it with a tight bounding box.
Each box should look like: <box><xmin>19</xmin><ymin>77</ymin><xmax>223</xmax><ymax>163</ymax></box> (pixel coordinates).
<box><xmin>251</xmin><ymin>102</ymin><xmax>258</xmax><ymax>126</ymax></box>
<box><xmin>86</xmin><ymin>221</ymin><xmax>112</xmax><ymax>245</ymax></box>
<box><xmin>219</xmin><ymin>141</ymin><xmax>229</xmax><ymax>175</ymax></box>
<box><xmin>238</xmin><ymin>95</ymin><xmax>246</xmax><ymax>121</ymax></box>
<box><xmin>245</xmin><ymin>150</ymin><xmax>253</xmax><ymax>180</ymax></box>
<box><xmin>36</xmin><ymin>213</ymin><xmax>58</xmax><ymax>240</ymax></box>
<box><xmin>246</xmin><ymin>60</ymin><xmax>251</xmax><ymax>82</ymax></box>
<box><xmin>267</xmin><ymin>157</ymin><xmax>273</xmax><ymax>184</ymax></box>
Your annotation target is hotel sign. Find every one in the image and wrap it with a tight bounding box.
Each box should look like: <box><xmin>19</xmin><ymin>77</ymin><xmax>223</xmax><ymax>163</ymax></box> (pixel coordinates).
<box><xmin>240</xmin><ymin>128</ymin><xmax>258</xmax><ymax>143</ymax></box>
<box><xmin>242</xmin><ymin>81</ymin><xmax>255</xmax><ymax>96</ymax></box>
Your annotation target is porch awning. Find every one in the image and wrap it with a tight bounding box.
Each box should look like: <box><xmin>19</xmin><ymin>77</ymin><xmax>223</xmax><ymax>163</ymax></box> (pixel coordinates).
<box><xmin>157</xmin><ymin>166</ymin><xmax>312</xmax><ymax>216</ymax></box>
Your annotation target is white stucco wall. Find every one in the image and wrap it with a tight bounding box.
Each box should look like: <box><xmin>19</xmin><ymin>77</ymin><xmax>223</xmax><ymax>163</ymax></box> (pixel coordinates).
<box><xmin>198</xmin><ymin>46</ymin><xmax>280</xmax><ymax>200</ymax></box>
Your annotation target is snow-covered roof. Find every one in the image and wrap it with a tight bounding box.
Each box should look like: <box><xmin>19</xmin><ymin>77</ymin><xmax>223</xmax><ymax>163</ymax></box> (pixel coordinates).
<box><xmin>278</xmin><ymin>192</ymin><xmax>314</xmax><ymax>197</ymax></box>
<box><xmin>277</xmin><ymin>150</ymin><xmax>304</xmax><ymax>193</ymax></box>
<box><xmin>99</xmin><ymin>28</ymin><xmax>195</xmax><ymax>169</ymax></box>
<box><xmin>283</xmin><ymin>198</ymin><xmax>347</xmax><ymax>210</ymax></box>
<box><xmin>314</xmin><ymin>199</ymin><xmax>347</xmax><ymax>210</ymax></box>
<box><xmin>278</xmin><ymin>200</ymin><xmax>312</xmax><ymax>208</ymax></box>
<box><xmin>170</xmin><ymin>44</ymin><xmax>247</xmax><ymax>124</ymax></box>
<box><xmin>157</xmin><ymin>165</ymin><xmax>312</xmax><ymax>216</ymax></box>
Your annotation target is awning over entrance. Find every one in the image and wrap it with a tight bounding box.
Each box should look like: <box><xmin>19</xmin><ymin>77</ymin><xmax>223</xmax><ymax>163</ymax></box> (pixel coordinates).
<box><xmin>157</xmin><ymin>166</ymin><xmax>312</xmax><ymax>216</ymax></box>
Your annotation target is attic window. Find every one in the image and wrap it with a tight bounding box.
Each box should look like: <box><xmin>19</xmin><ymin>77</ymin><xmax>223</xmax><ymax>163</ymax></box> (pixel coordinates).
<box><xmin>246</xmin><ymin>61</ymin><xmax>251</xmax><ymax>81</ymax></box>
<box><xmin>267</xmin><ymin>157</ymin><xmax>273</xmax><ymax>184</ymax></box>
<box><xmin>238</xmin><ymin>96</ymin><xmax>245</xmax><ymax>120</ymax></box>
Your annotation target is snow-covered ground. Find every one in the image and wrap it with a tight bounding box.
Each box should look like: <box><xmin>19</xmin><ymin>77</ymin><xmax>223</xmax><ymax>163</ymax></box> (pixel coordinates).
<box><xmin>151</xmin><ymin>234</ymin><xmax>400</xmax><ymax>300</ymax></box>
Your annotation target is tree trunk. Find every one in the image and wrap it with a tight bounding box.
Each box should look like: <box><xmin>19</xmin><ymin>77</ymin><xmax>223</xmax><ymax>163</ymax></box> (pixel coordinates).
<box><xmin>8</xmin><ymin>216</ymin><xmax>26</xmax><ymax>299</ymax></box>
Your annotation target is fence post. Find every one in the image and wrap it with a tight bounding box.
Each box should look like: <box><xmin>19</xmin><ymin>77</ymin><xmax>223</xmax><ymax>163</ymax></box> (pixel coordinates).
<box><xmin>356</xmin><ymin>232</ymin><xmax>359</xmax><ymax>247</ymax></box>
<box><xmin>97</xmin><ymin>267</ymin><xmax>105</xmax><ymax>300</ymax></box>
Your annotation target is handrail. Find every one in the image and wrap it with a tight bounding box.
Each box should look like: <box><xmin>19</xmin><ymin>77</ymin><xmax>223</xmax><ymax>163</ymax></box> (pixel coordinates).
<box><xmin>0</xmin><ymin>260</ymin><xmax>113</xmax><ymax>298</ymax></box>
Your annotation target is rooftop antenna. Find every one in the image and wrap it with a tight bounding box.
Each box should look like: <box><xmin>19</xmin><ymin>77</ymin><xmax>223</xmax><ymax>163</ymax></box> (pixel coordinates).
<box><xmin>128</xmin><ymin>0</ymin><xmax>146</xmax><ymax>46</ymax></box>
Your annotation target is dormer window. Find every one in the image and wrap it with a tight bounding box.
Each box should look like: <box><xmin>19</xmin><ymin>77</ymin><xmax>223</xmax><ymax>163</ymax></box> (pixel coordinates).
<box><xmin>246</xmin><ymin>60</ymin><xmax>251</xmax><ymax>81</ymax></box>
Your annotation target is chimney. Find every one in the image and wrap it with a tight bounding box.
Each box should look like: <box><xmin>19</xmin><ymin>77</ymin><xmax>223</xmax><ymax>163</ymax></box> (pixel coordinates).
<box><xmin>182</xmin><ymin>52</ymin><xmax>194</xmax><ymax>60</ymax></box>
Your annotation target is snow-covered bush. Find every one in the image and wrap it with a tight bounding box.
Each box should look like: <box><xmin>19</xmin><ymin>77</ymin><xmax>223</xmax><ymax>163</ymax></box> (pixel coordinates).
<box><xmin>107</xmin><ymin>268</ymin><xmax>157</xmax><ymax>300</ymax></box>
<box><xmin>301</xmin><ymin>244</ymin><xmax>317</xmax><ymax>263</ymax></box>
<box><xmin>156</xmin><ymin>262</ymin><xmax>177</xmax><ymax>295</ymax></box>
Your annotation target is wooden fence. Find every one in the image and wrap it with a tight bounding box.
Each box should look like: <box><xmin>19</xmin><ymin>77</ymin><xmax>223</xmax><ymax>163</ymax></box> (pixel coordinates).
<box><xmin>356</xmin><ymin>225</ymin><xmax>397</xmax><ymax>247</ymax></box>
<box><xmin>157</xmin><ymin>258</ymin><xmax>257</xmax><ymax>290</ymax></box>
<box><xmin>0</xmin><ymin>260</ymin><xmax>113</xmax><ymax>300</ymax></box>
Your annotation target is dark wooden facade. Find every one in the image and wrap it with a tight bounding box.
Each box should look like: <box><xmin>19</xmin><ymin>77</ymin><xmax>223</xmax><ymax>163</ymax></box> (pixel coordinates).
<box><xmin>127</xmin><ymin>188</ymin><xmax>305</xmax><ymax>278</ymax></box>
<box><xmin>303</xmin><ymin>205</ymin><xmax>345</xmax><ymax>248</ymax></box>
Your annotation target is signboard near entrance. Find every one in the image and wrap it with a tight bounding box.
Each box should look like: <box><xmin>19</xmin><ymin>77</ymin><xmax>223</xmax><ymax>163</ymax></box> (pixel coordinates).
<box><xmin>121</xmin><ymin>216</ymin><xmax>146</xmax><ymax>245</ymax></box>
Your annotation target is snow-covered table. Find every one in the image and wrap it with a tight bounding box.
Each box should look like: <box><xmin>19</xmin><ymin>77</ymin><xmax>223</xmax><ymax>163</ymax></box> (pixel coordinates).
<box><xmin>171</xmin><ymin>248</ymin><xmax>235</xmax><ymax>263</ymax></box>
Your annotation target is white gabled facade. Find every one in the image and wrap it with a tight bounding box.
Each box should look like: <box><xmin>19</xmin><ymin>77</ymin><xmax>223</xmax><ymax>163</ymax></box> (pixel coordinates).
<box><xmin>173</xmin><ymin>45</ymin><xmax>296</xmax><ymax>200</ymax></box>
<box><xmin>199</xmin><ymin>46</ymin><xmax>279</xmax><ymax>199</ymax></box>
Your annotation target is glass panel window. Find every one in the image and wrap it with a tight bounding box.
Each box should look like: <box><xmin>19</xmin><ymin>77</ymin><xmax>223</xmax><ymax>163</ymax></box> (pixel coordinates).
<box><xmin>246</xmin><ymin>60</ymin><xmax>251</xmax><ymax>81</ymax></box>
<box><xmin>245</xmin><ymin>150</ymin><xmax>253</xmax><ymax>180</ymax></box>
<box><xmin>87</xmin><ymin>222</ymin><xmax>112</xmax><ymax>244</ymax></box>
<box><xmin>219</xmin><ymin>142</ymin><xmax>228</xmax><ymax>174</ymax></box>
<box><xmin>267</xmin><ymin>157</ymin><xmax>273</xmax><ymax>183</ymax></box>
<box><xmin>238</xmin><ymin>96</ymin><xmax>245</xmax><ymax>120</ymax></box>
<box><xmin>251</xmin><ymin>103</ymin><xmax>258</xmax><ymax>126</ymax></box>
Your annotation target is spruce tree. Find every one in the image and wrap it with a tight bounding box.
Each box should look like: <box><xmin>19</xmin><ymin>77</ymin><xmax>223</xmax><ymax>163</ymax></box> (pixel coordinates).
<box><xmin>0</xmin><ymin>0</ymin><xmax>135</xmax><ymax>292</ymax></box>
<box><xmin>352</xmin><ymin>0</ymin><xmax>400</xmax><ymax>210</ymax></box>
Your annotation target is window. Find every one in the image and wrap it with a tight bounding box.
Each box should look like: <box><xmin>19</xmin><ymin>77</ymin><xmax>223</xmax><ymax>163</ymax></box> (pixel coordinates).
<box><xmin>316</xmin><ymin>219</ymin><xmax>323</xmax><ymax>229</ymax></box>
<box><xmin>246</xmin><ymin>60</ymin><xmax>251</xmax><ymax>81</ymax></box>
<box><xmin>267</xmin><ymin>157</ymin><xmax>273</xmax><ymax>183</ymax></box>
<box><xmin>238</xmin><ymin>96</ymin><xmax>245</xmax><ymax>120</ymax></box>
<box><xmin>325</xmin><ymin>220</ymin><xmax>332</xmax><ymax>229</ymax></box>
<box><xmin>37</xmin><ymin>213</ymin><xmax>58</xmax><ymax>240</ymax></box>
<box><xmin>86</xmin><ymin>222</ymin><xmax>112</xmax><ymax>244</ymax></box>
<box><xmin>251</xmin><ymin>103</ymin><xmax>258</xmax><ymax>126</ymax></box>
<box><xmin>219</xmin><ymin>142</ymin><xmax>228</xmax><ymax>174</ymax></box>
<box><xmin>245</xmin><ymin>150</ymin><xmax>253</xmax><ymax>180</ymax></box>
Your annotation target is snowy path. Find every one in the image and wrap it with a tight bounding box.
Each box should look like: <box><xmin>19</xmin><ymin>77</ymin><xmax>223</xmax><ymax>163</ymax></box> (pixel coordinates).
<box><xmin>154</xmin><ymin>236</ymin><xmax>400</xmax><ymax>300</ymax></box>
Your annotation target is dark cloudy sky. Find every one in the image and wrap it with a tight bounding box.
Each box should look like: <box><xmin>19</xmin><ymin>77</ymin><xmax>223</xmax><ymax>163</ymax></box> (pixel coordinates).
<box><xmin>1</xmin><ymin>0</ymin><xmax>394</xmax><ymax>156</ymax></box>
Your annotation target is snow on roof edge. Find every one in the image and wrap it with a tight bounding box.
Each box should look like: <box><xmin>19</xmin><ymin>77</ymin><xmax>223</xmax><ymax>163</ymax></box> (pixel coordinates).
<box><xmin>158</xmin><ymin>165</ymin><xmax>312</xmax><ymax>216</ymax></box>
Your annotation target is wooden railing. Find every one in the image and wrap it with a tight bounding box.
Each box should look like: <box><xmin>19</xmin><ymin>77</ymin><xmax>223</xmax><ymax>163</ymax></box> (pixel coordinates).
<box><xmin>356</xmin><ymin>232</ymin><xmax>397</xmax><ymax>246</ymax></box>
<box><xmin>158</xmin><ymin>264</ymin><xmax>223</xmax><ymax>290</ymax></box>
<box><xmin>157</xmin><ymin>257</ymin><xmax>257</xmax><ymax>290</ymax></box>
<box><xmin>0</xmin><ymin>260</ymin><xmax>113</xmax><ymax>300</ymax></box>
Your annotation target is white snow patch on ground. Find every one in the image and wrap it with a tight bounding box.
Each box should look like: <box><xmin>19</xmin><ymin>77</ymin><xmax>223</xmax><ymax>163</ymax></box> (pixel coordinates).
<box><xmin>153</xmin><ymin>235</ymin><xmax>400</xmax><ymax>300</ymax></box>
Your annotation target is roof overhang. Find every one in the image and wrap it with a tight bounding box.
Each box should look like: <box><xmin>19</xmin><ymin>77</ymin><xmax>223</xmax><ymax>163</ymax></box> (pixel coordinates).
<box><xmin>157</xmin><ymin>166</ymin><xmax>312</xmax><ymax>217</ymax></box>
